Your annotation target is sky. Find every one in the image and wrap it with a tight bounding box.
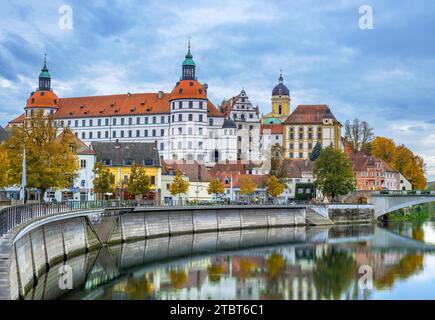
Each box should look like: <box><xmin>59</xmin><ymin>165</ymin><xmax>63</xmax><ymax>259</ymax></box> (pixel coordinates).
<box><xmin>0</xmin><ymin>0</ymin><xmax>434</xmax><ymax>180</ymax></box>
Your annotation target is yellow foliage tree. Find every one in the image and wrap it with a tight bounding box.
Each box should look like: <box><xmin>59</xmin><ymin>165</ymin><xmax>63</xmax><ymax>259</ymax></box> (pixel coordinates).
<box><xmin>0</xmin><ymin>145</ymin><xmax>12</xmax><ymax>188</ymax></box>
<box><xmin>93</xmin><ymin>161</ymin><xmax>116</xmax><ymax>200</ymax></box>
<box><xmin>127</xmin><ymin>163</ymin><xmax>151</xmax><ymax>199</ymax></box>
<box><xmin>266</xmin><ymin>175</ymin><xmax>286</xmax><ymax>202</ymax></box>
<box><xmin>2</xmin><ymin>111</ymin><xmax>79</xmax><ymax>201</ymax></box>
<box><xmin>207</xmin><ymin>178</ymin><xmax>225</xmax><ymax>201</ymax></box>
<box><xmin>169</xmin><ymin>169</ymin><xmax>189</xmax><ymax>203</ymax></box>
<box><xmin>240</xmin><ymin>175</ymin><xmax>257</xmax><ymax>200</ymax></box>
<box><xmin>371</xmin><ymin>136</ymin><xmax>426</xmax><ymax>189</ymax></box>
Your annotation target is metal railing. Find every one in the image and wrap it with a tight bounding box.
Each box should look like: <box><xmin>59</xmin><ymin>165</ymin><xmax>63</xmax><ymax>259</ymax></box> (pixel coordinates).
<box><xmin>372</xmin><ymin>190</ymin><xmax>435</xmax><ymax>196</ymax></box>
<box><xmin>0</xmin><ymin>200</ymin><xmax>138</xmax><ymax>238</ymax></box>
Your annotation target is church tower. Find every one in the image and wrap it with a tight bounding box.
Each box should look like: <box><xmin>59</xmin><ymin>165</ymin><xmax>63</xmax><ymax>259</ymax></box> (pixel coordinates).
<box><xmin>262</xmin><ymin>71</ymin><xmax>291</xmax><ymax>124</ymax></box>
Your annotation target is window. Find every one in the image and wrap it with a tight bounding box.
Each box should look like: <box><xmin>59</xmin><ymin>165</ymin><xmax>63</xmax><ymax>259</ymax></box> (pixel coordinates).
<box><xmin>188</xmin><ymin>114</ymin><xmax>193</xmax><ymax>121</ymax></box>
<box><xmin>102</xmin><ymin>159</ymin><xmax>111</xmax><ymax>165</ymax></box>
<box><xmin>178</xmin><ymin>114</ymin><xmax>182</xmax><ymax>121</ymax></box>
<box><xmin>98</xmin><ymin>119</ymin><xmax>101</xmax><ymax>126</ymax></box>
<box><xmin>105</xmin><ymin>119</ymin><xmax>109</xmax><ymax>126</ymax></box>
<box><xmin>178</xmin><ymin>141</ymin><xmax>182</xmax><ymax>149</ymax></box>
<box><xmin>120</xmin><ymin>131</ymin><xmax>124</xmax><ymax>138</ymax></box>
<box><xmin>82</xmin><ymin>132</ymin><xmax>85</xmax><ymax>139</ymax></box>
<box><xmin>179</xmin><ymin>101</ymin><xmax>182</xmax><ymax>108</ymax></box>
<box><xmin>81</xmin><ymin>180</ymin><xmax>85</xmax><ymax>187</ymax></box>
<box><xmin>199</xmin><ymin>101</ymin><xmax>203</xmax><ymax>109</ymax></box>
<box><xmin>238</xmin><ymin>136</ymin><xmax>242</xmax><ymax>142</ymax></box>
<box><xmin>128</xmin><ymin>130</ymin><xmax>132</xmax><ymax>138</ymax></box>
<box><xmin>136</xmin><ymin>130</ymin><xmax>140</xmax><ymax>137</ymax></box>
<box><xmin>128</xmin><ymin>117</ymin><xmax>132</xmax><ymax>125</ymax></box>
<box><xmin>113</xmin><ymin>118</ymin><xmax>117</xmax><ymax>125</ymax></box>
<box><xmin>82</xmin><ymin>119</ymin><xmax>86</xmax><ymax>127</ymax></box>
<box><xmin>98</xmin><ymin>131</ymin><xmax>102</xmax><ymax>138</ymax></box>
<box><xmin>75</xmin><ymin>120</ymin><xmax>78</xmax><ymax>127</ymax></box>
<box><xmin>144</xmin><ymin>130</ymin><xmax>148</xmax><ymax>137</ymax></box>
<box><xmin>136</xmin><ymin>117</ymin><xmax>140</xmax><ymax>124</ymax></box>
<box><xmin>123</xmin><ymin>159</ymin><xmax>133</xmax><ymax>166</ymax></box>
<box><xmin>89</xmin><ymin>119</ymin><xmax>93</xmax><ymax>127</ymax></box>
<box><xmin>189</xmin><ymin>101</ymin><xmax>193</xmax><ymax>108</ymax></box>
<box><xmin>249</xmin><ymin>125</ymin><xmax>253</xmax><ymax>130</ymax></box>
<box><xmin>152</xmin><ymin>129</ymin><xmax>156</xmax><ymax>137</ymax></box>
<box><xmin>121</xmin><ymin>118</ymin><xmax>125</xmax><ymax>125</ymax></box>
<box><xmin>80</xmin><ymin>160</ymin><xmax>86</xmax><ymax>168</ymax></box>
<box><xmin>160</xmin><ymin>129</ymin><xmax>164</xmax><ymax>136</ymax></box>
<box><xmin>299</xmin><ymin>152</ymin><xmax>303</xmax><ymax>158</ymax></box>
<box><xmin>198</xmin><ymin>141</ymin><xmax>203</xmax><ymax>149</ymax></box>
<box><xmin>105</xmin><ymin>131</ymin><xmax>109</xmax><ymax>138</ymax></box>
<box><xmin>161</xmin><ymin>116</ymin><xmax>165</xmax><ymax>123</ymax></box>
<box><xmin>188</xmin><ymin>127</ymin><xmax>193</xmax><ymax>135</ymax></box>
<box><xmin>209</xmin><ymin>118</ymin><xmax>213</xmax><ymax>126</ymax></box>
<box><xmin>299</xmin><ymin>143</ymin><xmax>303</xmax><ymax>149</ymax></box>
<box><xmin>89</xmin><ymin>132</ymin><xmax>93</xmax><ymax>139</ymax></box>
<box><xmin>178</xmin><ymin>127</ymin><xmax>182</xmax><ymax>134</ymax></box>
<box><xmin>153</xmin><ymin>117</ymin><xmax>156</xmax><ymax>124</ymax></box>
<box><xmin>160</xmin><ymin>143</ymin><xmax>164</xmax><ymax>150</ymax></box>
<box><xmin>199</xmin><ymin>114</ymin><xmax>203</xmax><ymax>122</ymax></box>
<box><xmin>199</xmin><ymin>127</ymin><xmax>203</xmax><ymax>135</ymax></box>
<box><xmin>144</xmin><ymin>117</ymin><xmax>148</xmax><ymax>124</ymax></box>
<box><xmin>151</xmin><ymin>176</ymin><xmax>155</xmax><ymax>185</ymax></box>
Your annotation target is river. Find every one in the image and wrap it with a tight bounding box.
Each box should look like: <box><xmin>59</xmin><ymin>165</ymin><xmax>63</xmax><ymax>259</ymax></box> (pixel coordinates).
<box><xmin>53</xmin><ymin>204</ymin><xmax>435</xmax><ymax>300</ymax></box>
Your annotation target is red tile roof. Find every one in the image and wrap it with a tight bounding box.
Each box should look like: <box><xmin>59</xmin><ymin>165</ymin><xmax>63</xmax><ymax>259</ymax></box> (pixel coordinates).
<box><xmin>260</xmin><ymin>124</ymin><xmax>283</xmax><ymax>134</ymax></box>
<box><xmin>162</xmin><ymin>160</ymin><xmax>211</xmax><ymax>182</ymax></box>
<box><xmin>26</xmin><ymin>90</ymin><xmax>59</xmax><ymax>109</ymax></box>
<box><xmin>8</xmin><ymin>113</ymin><xmax>25</xmax><ymax>124</ymax></box>
<box><xmin>170</xmin><ymin>80</ymin><xmax>207</xmax><ymax>100</ymax></box>
<box><xmin>284</xmin><ymin>105</ymin><xmax>340</xmax><ymax>125</ymax></box>
<box><xmin>350</xmin><ymin>152</ymin><xmax>396</xmax><ymax>172</ymax></box>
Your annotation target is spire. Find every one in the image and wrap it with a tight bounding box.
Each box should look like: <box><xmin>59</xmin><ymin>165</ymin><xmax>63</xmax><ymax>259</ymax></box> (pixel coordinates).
<box><xmin>279</xmin><ymin>69</ymin><xmax>283</xmax><ymax>84</ymax></box>
<box><xmin>182</xmin><ymin>39</ymin><xmax>196</xmax><ymax>80</ymax></box>
<box><xmin>38</xmin><ymin>53</ymin><xmax>51</xmax><ymax>91</ymax></box>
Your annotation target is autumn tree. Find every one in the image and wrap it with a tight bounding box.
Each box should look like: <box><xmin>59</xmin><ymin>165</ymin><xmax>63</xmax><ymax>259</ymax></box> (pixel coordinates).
<box><xmin>93</xmin><ymin>161</ymin><xmax>115</xmax><ymax>200</ymax></box>
<box><xmin>127</xmin><ymin>163</ymin><xmax>151</xmax><ymax>199</ymax></box>
<box><xmin>169</xmin><ymin>169</ymin><xmax>189</xmax><ymax>204</ymax></box>
<box><xmin>371</xmin><ymin>137</ymin><xmax>427</xmax><ymax>189</ymax></box>
<box><xmin>207</xmin><ymin>178</ymin><xmax>225</xmax><ymax>202</ymax></box>
<box><xmin>2</xmin><ymin>111</ymin><xmax>79</xmax><ymax>202</ymax></box>
<box><xmin>239</xmin><ymin>175</ymin><xmax>257</xmax><ymax>201</ymax></box>
<box><xmin>266</xmin><ymin>175</ymin><xmax>286</xmax><ymax>203</ymax></box>
<box><xmin>0</xmin><ymin>146</ymin><xmax>12</xmax><ymax>188</ymax></box>
<box><xmin>344</xmin><ymin>118</ymin><xmax>374</xmax><ymax>153</ymax></box>
<box><xmin>314</xmin><ymin>146</ymin><xmax>356</xmax><ymax>201</ymax></box>
<box><xmin>269</xmin><ymin>144</ymin><xmax>287</xmax><ymax>179</ymax></box>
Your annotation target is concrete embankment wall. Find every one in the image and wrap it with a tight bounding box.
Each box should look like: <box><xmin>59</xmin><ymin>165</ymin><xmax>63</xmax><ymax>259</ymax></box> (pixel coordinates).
<box><xmin>110</xmin><ymin>207</ymin><xmax>306</xmax><ymax>243</ymax></box>
<box><xmin>2</xmin><ymin>206</ymin><xmax>306</xmax><ymax>300</ymax></box>
<box><xmin>327</xmin><ymin>205</ymin><xmax>374</xmax><ymax>223</ymax></box>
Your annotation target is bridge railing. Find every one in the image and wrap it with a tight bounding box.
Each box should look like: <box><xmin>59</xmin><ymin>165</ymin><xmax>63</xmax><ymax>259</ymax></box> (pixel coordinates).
<box><xmin>372</xmin><ymin>190</ymin><xmax>435</xmax><ymax>196</ymax></box>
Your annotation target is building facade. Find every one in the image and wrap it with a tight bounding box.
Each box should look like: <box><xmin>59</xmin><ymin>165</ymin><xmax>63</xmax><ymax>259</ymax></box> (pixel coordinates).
<box><xmin>282</xmin><ymin>105</ymin><xmax>342</xmax><ymax>160</ymax></box>
<box><xmin>219</xmin><ymin>89</ymin><xmax>261</xmax><ymax>162</ymax></box>
<box><xmin>8</xmin><ymin>45</ymin><xmax>237</xmax><ymax>166</ymax></box>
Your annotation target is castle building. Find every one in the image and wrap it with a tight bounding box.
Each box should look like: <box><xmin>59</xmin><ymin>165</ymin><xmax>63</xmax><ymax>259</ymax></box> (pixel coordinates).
<box><xmin>261</xmin><ymin>72</ymin><xmax>291</xmax><ymax>124</ymax></box>
<box><xmin>219</xmin><ymin>89</ymin><xmax>261</xmax><ymax>162</ymax></box>
<box><xmin>8</xmin><ymin>44</ymin><xmax>238</xmax><ymax>165</ymax></box>
<box><xmin>282</xmin><ymin>105</ymin><xmax>342</xmax><ymax>160</ymax></box>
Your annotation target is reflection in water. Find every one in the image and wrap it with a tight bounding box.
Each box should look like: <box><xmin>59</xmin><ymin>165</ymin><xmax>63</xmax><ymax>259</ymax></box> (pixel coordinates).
<box><xmin>33</xmin><ymin>205</ymin><xmax>433</xmax><ymax>300</ymax></box>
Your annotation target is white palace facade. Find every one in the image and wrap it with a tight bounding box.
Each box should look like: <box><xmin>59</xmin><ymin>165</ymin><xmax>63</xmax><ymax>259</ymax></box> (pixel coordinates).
<box><xmin>9</xmin><ymin>45</ymin><xmax>240</xmax><ymax>165</ymax></box>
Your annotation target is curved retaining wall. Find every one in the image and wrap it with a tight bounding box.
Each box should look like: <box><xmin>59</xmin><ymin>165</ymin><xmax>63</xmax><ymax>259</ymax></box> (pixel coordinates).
<box><xmin>0</xmin><ymin>205</ymin><xmax>306</xmax><ymax>300</ymax></box>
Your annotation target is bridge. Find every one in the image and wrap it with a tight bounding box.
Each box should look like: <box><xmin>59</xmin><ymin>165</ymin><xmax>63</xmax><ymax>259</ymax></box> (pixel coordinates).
<box><xmin>370</xmin><ymin>190</ymin><xmax>435</xmax><ymax>219</ymax></box>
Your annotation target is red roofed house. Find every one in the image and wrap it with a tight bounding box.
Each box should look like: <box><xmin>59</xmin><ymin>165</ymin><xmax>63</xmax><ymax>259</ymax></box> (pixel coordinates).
<box><xmin>7</xmin><ymin>44</ymin><xmax>237</xmax><ymax>165</ymax></box>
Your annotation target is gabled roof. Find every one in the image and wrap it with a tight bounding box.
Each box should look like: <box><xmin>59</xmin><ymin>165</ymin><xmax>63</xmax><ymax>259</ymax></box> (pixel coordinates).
<box><xmin>57</xmin><ymin>130</ymin><xmax>96</xmax><ymax>155</ymax></box>
<box><xmin>284</xmin><ymin>105</ymin><xmax>340</xmax><ymax>125</ymax></box>
<box><xmin>91</xmin><ymin>141</ymin><xmax>160</xmax><ymax>167</ymax></box>
<box><xmin>8</xmin><ymin>113</ymin><xmax>25</xmax><ymax>125</ymax></box>
<box><xmin>350</xmin><ymin>152</ymin><xmax>397</xmax><ymax>172</ymax></box>
<box><xmin>161</xmin><ymin>160</ymin><xmax>210</xmax><ymax>182</ymax></box>
<box><xmin>282</xmin><ymin>159</ymin><xmax>315</xmax><ymax>178</ymax></box>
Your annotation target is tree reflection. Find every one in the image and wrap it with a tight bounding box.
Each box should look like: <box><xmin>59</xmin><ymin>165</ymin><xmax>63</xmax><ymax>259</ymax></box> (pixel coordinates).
<box><xmin>239</xmin><ymin>258</ymin><xmax>256</xmax><ymax>280</ymax></box>
<box><xmin>313</xmin><ymin>248</ymin><xmax>355</xmax><ymax>300</ymax></box>
<box><xmin>207</xmin><ymin>263</ymin><xmax>225</xmax><ymax>283</ymax></box>
<box><xmin>262</xmin><ymin>252</ymin><xmax>286</xmax><ymax>300</ymax></box>
<box><xmin>374</xmin><ymin>253</ymin><xmax>424</xmax><ymax>289</ymax></box>
<box><xmin>169</xmin><ymin>269</ymin><xmax>188</xmax><ymax>289</ymax></box>
<box><xmin>123</xmin><ymin>274</ymin><xmax>155</xmax><ymax>300</ymax></box>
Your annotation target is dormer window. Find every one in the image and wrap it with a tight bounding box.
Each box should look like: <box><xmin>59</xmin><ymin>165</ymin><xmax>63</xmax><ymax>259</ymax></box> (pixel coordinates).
<box><xmin>179</xmin><ymin>88</ymin><xmax>183</xmax><ymax>94</ymax></box>
<box><xmin>123</xmin><ymin>159</ymin><xmax>134</xmax><ymax>166</ymax></box>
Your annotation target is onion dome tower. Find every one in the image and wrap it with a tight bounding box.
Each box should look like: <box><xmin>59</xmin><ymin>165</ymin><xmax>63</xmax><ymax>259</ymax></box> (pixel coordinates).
<box><xmin>25</xmin><ymin>54</ymin><xmax>59</xmax><ymax>118</ymax></box>
<box><xmin>262</xmin><ymin>70</ymin><xmax>291</xmax><ymax>124</ymax></box>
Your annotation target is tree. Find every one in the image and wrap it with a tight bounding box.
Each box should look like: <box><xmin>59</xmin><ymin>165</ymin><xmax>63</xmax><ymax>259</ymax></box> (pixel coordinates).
<box><xmin>207</xmin><ymin>178</ymin><xmax>225</xmax><ymax>202</ymax></box>
<box><xmin>93</xmin><ymin>161</ymin><xmax>115</xmax><ymax>199</ymax></box>
<box><xmin>127</xmin><ymin>163</ymin><xmax>151</xmax><ymax>199</ymax></box>
<box><xmin>314</xmin><ymin>146</ymin><xmax>356</xmax><ymax>201</ymax></box>
<box><xmin>309</xmin><ymin>142</ymin><xmax>322</xmax><ymax>161</ymax></box>
<box><xmin>344</xmin><ymin>119</ymin><xmax>374</xmax><ymax>153</ymax></box>
<box><xmin>169</xmin><ymin>169</ymin><xmax>189</xmax><ymax>203</ymax></box>
<box><xmin>269</xmin><ymin>144</ymin><xmax>287</xmax><ymax>179</ymax></box>
<box><xmin>239</xmin><ymin>175</ymin><xmax>257</xmax><ymax>201</ymax></box>
<box><xmin>0</xmin><ymin>146</ymin><xmax>12</xmax><ymax>188</ymax></box>
<box><xmin>2</xmin><ymin>111</ymin><xmax>79</xmax><ymax>202</ymax></box>
<box><xmin>371</xmin><ymin>137</ymin><xmax>427</xmax><ymax>190</ymax></box>
<box><xmin>266</xmin><ymin>175</ymin><xmax>285</xmax><ymax>202</ymax></box>
<box><xmin>371</xmin><ymin>136</ymin><xmax>396</xmax><ymax>164</ymax></box>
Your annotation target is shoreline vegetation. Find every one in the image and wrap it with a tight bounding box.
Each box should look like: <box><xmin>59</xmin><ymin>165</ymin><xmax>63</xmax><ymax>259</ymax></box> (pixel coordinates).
<box><xmin>387</xmin><ymin>204</ymin><xmax>432</xmax><ymax>222</ymax></box>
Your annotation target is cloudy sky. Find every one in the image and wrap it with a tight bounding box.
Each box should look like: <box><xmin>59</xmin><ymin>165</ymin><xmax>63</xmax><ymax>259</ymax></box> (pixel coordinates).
<box><xmin>1</xmin><ymin>0</ymin><xmax>434</xmax><ymax>179</ymax></box>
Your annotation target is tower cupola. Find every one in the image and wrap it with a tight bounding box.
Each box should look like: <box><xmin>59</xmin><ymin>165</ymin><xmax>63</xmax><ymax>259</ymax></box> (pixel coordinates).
<box><xmin>38</xmin><ymin>53</ymin><xmax>51</xmax><ymax>91</ymax></box>
<box><xmin>182</xmin><ymin>40</ymin><xmax>196</xmax><ymax>80</ymax></box>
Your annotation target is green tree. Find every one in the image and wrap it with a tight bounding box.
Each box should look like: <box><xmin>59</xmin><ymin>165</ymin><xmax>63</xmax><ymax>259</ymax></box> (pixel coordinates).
<box><xmin>266</xmin><ymin>175</ymin><xmax>286</xmax><ymax>203</ymax></box>
<box><xmin>93</xmin><ymin>161</ymin><xmax>115</xmax><ymax>200</ymax></box>
<box><xmin>207</xmin><ymin>178</ymin><xmax>225</xmax><ymax>202</ymax></box>
<box><xmin>169</xmin><ymin>169</ymin><xmax>189</xmax><ymax>203</ymax></box>
<box><xmin>314</xmin><ymin>146</ymin><xmax>356</xmax><ymax>201</ymax></box>
<box><xmin>127</xmin><ymin>163</ymin><xmax>151</xmax><ymax>199</ymax></box>
<box><xmin>3</xmin><ymin>111</ymin><xmax>79</xmax><ymax>201</ymax></box>
<box><xmin>309</xmin><ymin>142</ymin><xmax>322</xmax><ymax>161</ymax></box>
<box><xmin>240</xmin><ymin>175</ymin><xmax>257</xmax><ymax>201</ymax></box>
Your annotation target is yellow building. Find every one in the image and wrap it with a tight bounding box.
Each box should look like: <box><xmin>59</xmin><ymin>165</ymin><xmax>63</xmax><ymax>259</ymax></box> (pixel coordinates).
<box><xmin>91</xmin><ymin>141</ymin><xmax>161</xmax><ymax>200</ymax></box>
<box><xmin>282</xmin><ymin>105</ymin><xmax>341</xmax><ymax>159</ymax></box>
<box><xmin>262</xmin><ymin>72</ymin><xmax>291</xmax><ymax>124</ymax></box>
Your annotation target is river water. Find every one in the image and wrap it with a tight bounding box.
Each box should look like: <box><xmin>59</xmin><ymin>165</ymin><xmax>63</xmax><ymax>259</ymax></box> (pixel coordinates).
<box><xmin>59</xmin><ymin>205</ymin><xmax>435</xmax><ymax>300</ymax></box>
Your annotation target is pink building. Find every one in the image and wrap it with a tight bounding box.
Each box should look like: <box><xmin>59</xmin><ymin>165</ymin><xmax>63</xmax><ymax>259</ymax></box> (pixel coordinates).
<box><xmin>350</xmin><ymin>152</ymin><xmax>400</xmax><ymax>191</ymax></box>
